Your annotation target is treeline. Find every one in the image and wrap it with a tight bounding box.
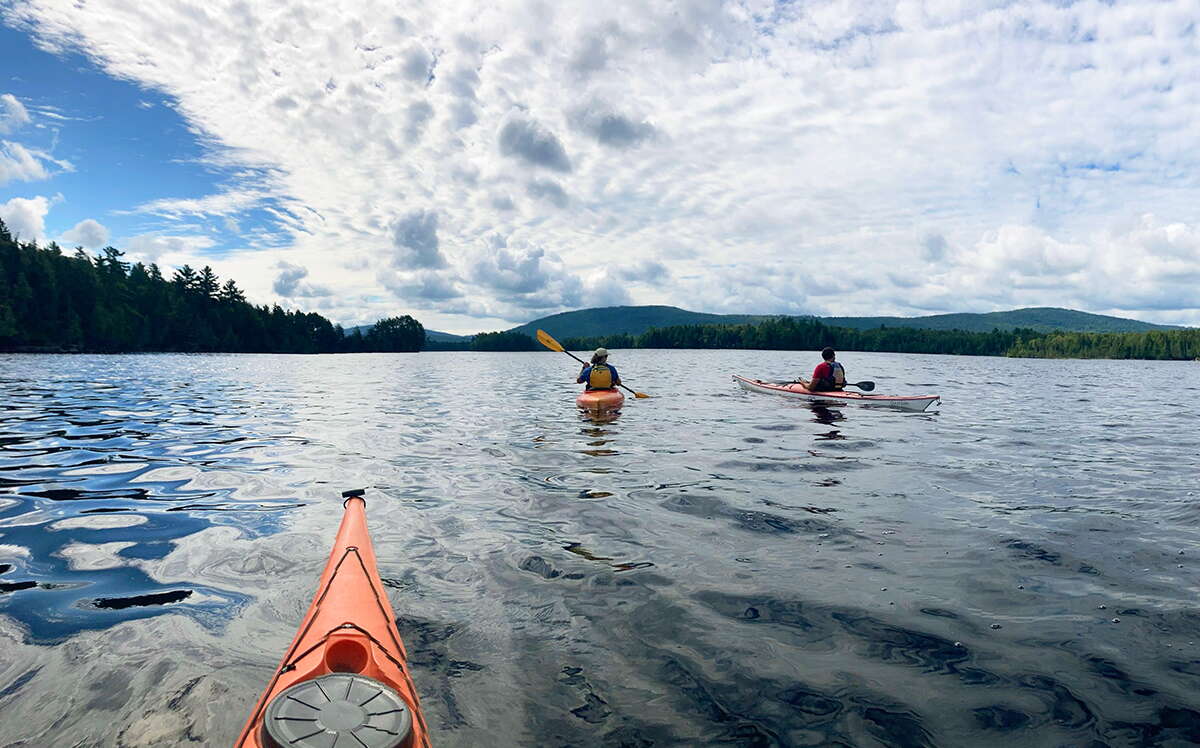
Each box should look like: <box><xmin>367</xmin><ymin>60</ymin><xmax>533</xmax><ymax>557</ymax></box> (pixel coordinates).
<box><xmin>0</xmin><ymin>220</ymin><xmax>423</xmax><ymax>353</ymax></box>
<box><xmin>470</xmin><ymin>330</ymin><xmax>540</xmax><ymax>351</ymax></box>
<box><xmin>1007</xmin><ymin>329</ymin><xmax>1200</xmax><ymax>360</ymax></box>
<box><xmin>560</xmin><ymin>317</ymin><xmax>1039</xmax><ymax>357</ymax></box>
<box><xmin>560</xmin><ymin>316</ymin><xmax>1200</xmax><ymax>360</ymax></box>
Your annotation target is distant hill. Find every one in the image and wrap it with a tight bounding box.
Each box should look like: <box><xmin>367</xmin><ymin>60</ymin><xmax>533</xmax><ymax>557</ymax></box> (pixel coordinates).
<box><xmin>507</xmin><ymin>305</ymin><xmax>767</xmax><ymax>339</ymax></box>
<box><xmin>823</xmin><ymin>307</ymin><xmax>1180</xmax><ymax>334</ymax></box>
<box><xmin>426</xmin><ymin>329</ymin><xmax>472</xmax><ymax>342</ymax></box>
<box><xmin>506</xmin><ymin>305</ymin><xmax>1178</xmax><ymax>340</ymax></box>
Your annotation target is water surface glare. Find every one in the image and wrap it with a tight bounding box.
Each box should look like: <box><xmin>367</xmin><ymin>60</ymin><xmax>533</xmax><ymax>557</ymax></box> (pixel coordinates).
<box><xmin>1</xmin><ymin>350</ymin><xmax>1199</xmax><ymax>746</ymax></box>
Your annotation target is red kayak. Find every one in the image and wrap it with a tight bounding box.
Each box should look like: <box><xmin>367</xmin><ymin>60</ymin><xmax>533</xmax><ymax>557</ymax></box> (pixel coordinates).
<box><xmin>576</xmin><ymin>388</ymin><xmax>624</xmax><ymax>411</ymax></box>
<box><xmin>236</xmin><ymin>490</ymin><xmax>430</xmax><ymax>748</ymax></box>
<box><xmin>733</xmin><ymin>374</ymin><xmax>939</xmax><ymax>412</ymax></box>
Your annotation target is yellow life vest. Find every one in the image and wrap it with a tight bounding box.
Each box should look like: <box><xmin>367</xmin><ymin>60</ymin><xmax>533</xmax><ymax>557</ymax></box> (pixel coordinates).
<box><xmin>588</xmin><ymin>364</ymin><xmax>614</xmax><ymax>389</ymax></box>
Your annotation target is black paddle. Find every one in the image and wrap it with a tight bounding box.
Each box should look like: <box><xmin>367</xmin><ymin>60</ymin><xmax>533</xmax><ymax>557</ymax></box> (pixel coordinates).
<box><xmin>766</xmin><ymin>379</ymin><xmax>876</xmax><ymax>392</ymax></box>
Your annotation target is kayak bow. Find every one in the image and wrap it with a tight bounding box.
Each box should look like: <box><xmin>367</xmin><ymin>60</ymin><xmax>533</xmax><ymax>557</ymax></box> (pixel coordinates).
<box><xmin>732</xmin><ymin>374</ymin><xmax>939</xmax><ymax>412</ymax></box>
<box><xmin>236</xmin><ymin>489</ymin><xmax>430</xmax><ymax>748</ymax></box>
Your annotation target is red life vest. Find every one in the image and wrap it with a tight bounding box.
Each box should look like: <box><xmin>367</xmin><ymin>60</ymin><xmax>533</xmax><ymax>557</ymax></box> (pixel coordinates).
<box><xmin>812</xmin><ymin>361</ymin><xmax>846</xmax><ymax>391</ymax></box>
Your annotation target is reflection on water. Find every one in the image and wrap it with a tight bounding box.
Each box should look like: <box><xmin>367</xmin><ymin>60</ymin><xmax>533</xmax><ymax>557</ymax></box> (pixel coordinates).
<box><xmin>2</xmin><ymin>351</ymin><xmax>1200</xmax><ymax>746</ymax></box>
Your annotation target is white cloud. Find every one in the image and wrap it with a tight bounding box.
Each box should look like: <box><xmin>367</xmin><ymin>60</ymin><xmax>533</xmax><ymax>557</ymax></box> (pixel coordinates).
<box><xmin>390</xmin><ymin>209</ymin><xmax>445</xmax><ymax>269</ymax></box>
<box><xmin>0</xmin><ymin>94</ymin><xmax>32</xmax><ymax>134</ymax></box>
<box><xmin>130</xmin><ymin>188</ymin><xmax>269</xmax><ymax>218</ymax></box>
<box><xmin>59</xmin><ymin>218</ymin><xmax>109</xmax><ymax>248</ymax></box>
<box><xmin>378</xmin><ymin>268</ymin><xmax>462</xmax><ymax>301</ymax></box>
<box><xmin>124</xmin><ymin>233</ymin><xmax>216</xmax><ymax>263</ymax></box>
<box><xmin>7</xmin><ymin>0</ymin><xmax>1200</xmax><ymax>330</ymax></box>
<box><xmin>0</xmin><ymin>195</ymin><xmax>56</xmax><ymax>243</ymax></box>
<box><xmin>273</xmin><ymin>259</ymin><xmax>332</xmax><ymax>298</ymax></box>
<box><xmin>0</xmin><ymin>142</ymin><xmax>51</xmax><ymax>184</ymax></box>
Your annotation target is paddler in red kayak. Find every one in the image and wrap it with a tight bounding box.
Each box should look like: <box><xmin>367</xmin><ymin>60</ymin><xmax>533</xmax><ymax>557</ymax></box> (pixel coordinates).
<box><xmin>578</xmin><ymin>347</ymin><xmax>621</xmax><ymax>391</ymax></box>
<box><xmin>797</xmin><ymin>347</ymin><xmax>846</xmax><ymax>392</ymax></box>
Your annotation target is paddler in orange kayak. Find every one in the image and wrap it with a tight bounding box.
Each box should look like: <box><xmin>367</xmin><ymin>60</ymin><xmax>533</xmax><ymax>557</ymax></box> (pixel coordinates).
<box><xmin>796</xmin><ymin>347</ymin><xmax>846</xmax><ymax>392</ymax></box>
<box><xmin>577</xmin><ymin>347</ymin><xmax>622</xmax><ymax>392</ymax></box>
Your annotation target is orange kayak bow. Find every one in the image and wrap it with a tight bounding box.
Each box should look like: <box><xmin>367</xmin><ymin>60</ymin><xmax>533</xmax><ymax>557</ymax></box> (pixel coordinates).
<box><xmin>235</xmin><ymin>489</ymin><xmax>430</xmax><ymax>748</ymax></box>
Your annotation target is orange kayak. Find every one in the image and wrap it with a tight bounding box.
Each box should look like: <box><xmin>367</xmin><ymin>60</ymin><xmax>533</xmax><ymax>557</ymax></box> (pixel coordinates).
<box><xmin>235</xmin><ymin>490</ymin><xmax>430</xmax><ymax>748</ymax></box>
<box><xmin>576</xmin><ymin>388</ymin><xmax>624</xmax><ymax>411</ymax></box>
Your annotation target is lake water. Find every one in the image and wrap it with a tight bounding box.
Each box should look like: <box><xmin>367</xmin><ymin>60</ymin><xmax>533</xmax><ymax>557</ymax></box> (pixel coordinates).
<box><xmin>1</xmin><ymin>350</ymin><xmax>1199</xmax><ymax>747</ymax></box>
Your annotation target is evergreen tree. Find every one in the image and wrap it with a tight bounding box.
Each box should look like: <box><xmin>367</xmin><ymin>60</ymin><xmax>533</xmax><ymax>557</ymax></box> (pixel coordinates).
<box><xmin>367</xmin><ymin>315</ymin><xmax>425</xmax><ymax>352</ymax></box>
<box><xmin>0</xmin><ymin>230</ymin><xmax>429</xmax><ymax>354</ymax></box>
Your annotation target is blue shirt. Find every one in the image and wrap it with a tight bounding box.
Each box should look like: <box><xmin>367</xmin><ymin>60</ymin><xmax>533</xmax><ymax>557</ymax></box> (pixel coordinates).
<box><xmin>578</xmin><ymin>364</ymin><xmax>619</xmax><ymax>389</ymax></box>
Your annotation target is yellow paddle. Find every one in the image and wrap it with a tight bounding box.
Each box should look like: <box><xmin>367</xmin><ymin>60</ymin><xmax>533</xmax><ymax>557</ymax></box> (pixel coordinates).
<box><xmin>536</xmin><ymin>329</ymin><xmax>650</xmax><ymax>398</ymax></box>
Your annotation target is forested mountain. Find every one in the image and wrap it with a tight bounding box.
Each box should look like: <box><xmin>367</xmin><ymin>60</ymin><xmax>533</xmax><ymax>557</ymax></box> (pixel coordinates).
<box><xmin>510</xmin><ymin>305</ymin><xmax>1177</xmax><ymax>340</ymax></box>
<box><xmin>0</xmin><ymin>219</ymin><xmax>423</xmax><ymax>353</ymax></box>
<box><xmin>507</xmin><ymin>305</ymin><xmax>767</xmax><ymax>339</ymax></box>
<box><xmin>824</xmin><ymin>307</ymin><xmax>1178</xmax><ymax>333</ymax></box>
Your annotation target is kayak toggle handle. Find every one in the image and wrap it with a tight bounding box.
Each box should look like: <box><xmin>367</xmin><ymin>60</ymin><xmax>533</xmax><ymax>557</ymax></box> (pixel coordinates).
<box><xmin>342</xmin><ymin>488</ymin><xmax>366</xmax><ymax>499</ymax></box>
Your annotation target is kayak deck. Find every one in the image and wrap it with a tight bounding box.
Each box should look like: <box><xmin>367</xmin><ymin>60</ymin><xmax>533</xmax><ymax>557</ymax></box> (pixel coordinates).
<box><xmin>732</xmin><ymin>374</ymin><xmax>939</xmax><ymax>412</ymax></box>
<box><xmin>236</xmin><ymin>491</ymin><xmax>429</xmax><ymax>748</ymax></box>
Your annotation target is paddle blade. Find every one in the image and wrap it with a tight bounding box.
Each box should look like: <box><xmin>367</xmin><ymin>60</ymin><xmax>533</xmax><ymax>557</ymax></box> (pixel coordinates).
<box><xmin>853</xmin><ymin>381</ymin><xmax>876</xmax><ymax>391</ymax></box>
<box><xmin>536</xmin><ymin>328</ymin><xmax>564</xmax><ymax>352</ymax></box>
<box><xmin>633</xmin><ymin>390</ymin><xmax>651</xmax><ymax>399</ymax></box>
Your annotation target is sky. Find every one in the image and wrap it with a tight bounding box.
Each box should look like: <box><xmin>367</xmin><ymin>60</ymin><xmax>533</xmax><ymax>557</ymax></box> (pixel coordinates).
<box><xmin>1</xmin><ymin>0</ymin><xmax>1198</xmax><ymax>334</ymax></box>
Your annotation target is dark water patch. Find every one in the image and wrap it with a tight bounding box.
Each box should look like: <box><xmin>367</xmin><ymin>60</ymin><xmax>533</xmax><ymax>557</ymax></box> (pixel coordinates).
<box><xmin>659</xmin><ymin>656</ymin><xmax>783</xmax><ymax>744</ymax></box>
<box><xmin>166</xmin><ymin>675</ymin><xmax>203</xmax><ymax>711</ymax></box>
<box><xmin>697</xmin><ymin>590</ymin><xmax>996</xmax><ymax>684</ymax></box>
<box><xmin>1015</xmin><ymin>674</ymin><xmax>1095</xmax><ymax>729</ymax></box>
<box><xmin>0</xmin><ymin>560</ymin><xmax>247</xmax><ymax>643</ymax></box>
<box><xmin>571</xmin><ymin>693</ymin><xmax>612</xmax><ymax>724</ymax></box>
<box><xmin>777</xmin><ymin>685</ymin><xmax>842</xmax><ymax>718</ymax></box>
<box><xmin>1004</xmin><ymin>539</ymin><xmax>1062</xmax><ymax>565</ymax></box>
<box><xmin>518</xmin><ymin>554</ymin><xmax>585</xmax><ymax>581</ymax></box>
<box><xmin>1167</xmin><ymin>660</ymin><xmax>1200</xmax><ymax>680</ymax></box>
<box><xmin>761</xmin><ymin>498</ymin><xmax>839</xmax><ymax>513</ymax></box>
<box><xmin>859</xmin><ymin>705</ymin><xmax>935</xmax><ymax>748</ymax></box>
<box><xmin>0</xmin><ymin>666</ymin><xmax>41</xmax><ymax>703</ymax></box>
<box><xmin>973</xmin><ymin>704</ymin><xmax>1031</xmax><ymax>731</ymax></box>
<box><xmin>1110</xmin><ymin>706</ymin><xmax>1200</xmax><ymax>745</ymax></box>
<box><xmin>117</xmin><ymin>542</ymin><xmax>175</xmax><ymax>560</ymax></box>
<box><xmin>27</xmin><ymin>486</ymin><xmax>153</xmax><ymax>502</ymax></box>
<box><xmin>91</xmin><ymin>589</ymin><xmax>193</xmax><ymax>610</ymax></box>
<box><xmin>0</xmin><ymin>580</ymin><xmax>38</xmax><ymax>593</ymax></box>
<box><xmin>661</xmin><ymin>493</ymin><xmax>853</xmax><ymax>539</ymax></box>
<box><xmin>562</xmin><ymin>542</ymin><xmax>654</xmax><ymax>572</ymax></box>
<box><xmin>831</xmin><ymin>611</ymin><xmax>972</xmax><ymax>674</ymax></box>
<box><xmin>393</xmin><ymin>615</ymin><xmax>486</xmax><ymax>730</ymax></box>
<box><xmin>716</xmin><ymin>458</ymin><xmax>863</xmax><ymax>475</ymax></box>
<box><xmin>0</xmin><ymin>563</ymin><xmax>11</xmax><ymax>574</ymax></box>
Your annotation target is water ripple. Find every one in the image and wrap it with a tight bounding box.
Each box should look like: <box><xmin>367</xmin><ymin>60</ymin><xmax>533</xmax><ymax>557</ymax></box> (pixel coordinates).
<box><xmin>1</xmin><ymin>351</ymin><xmax>1199</xmax><ymax>745</ymax></box>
